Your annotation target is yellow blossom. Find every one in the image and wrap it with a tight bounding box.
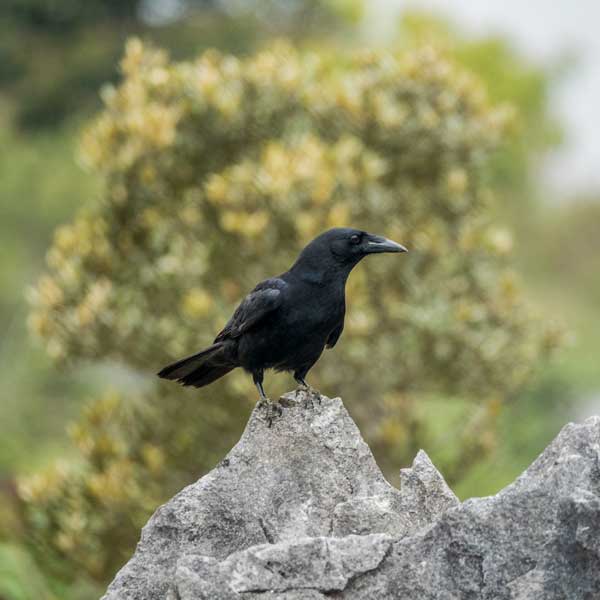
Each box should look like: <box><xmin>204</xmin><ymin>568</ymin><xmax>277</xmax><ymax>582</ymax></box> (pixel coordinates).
<box><xmin>447</xmin><ymin>168</ymin><xmax>468</xmax><ymax>194</ymax></box>
<box><xmin>182</xmin><ymin>288</ymin><xmax>213</xmax><ymax>317</ymax></box>
<box><xmin>205</xmin><ymin>174</ymin><xmax>229</xmax><ymax>204</ymax></box>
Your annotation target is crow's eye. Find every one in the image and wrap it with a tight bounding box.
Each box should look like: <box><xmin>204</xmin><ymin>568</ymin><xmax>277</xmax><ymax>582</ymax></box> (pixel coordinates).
<box><xmin>350</xmin><ymin>234</ymin><xmax>361</xmax><ymax>245</ymax></box>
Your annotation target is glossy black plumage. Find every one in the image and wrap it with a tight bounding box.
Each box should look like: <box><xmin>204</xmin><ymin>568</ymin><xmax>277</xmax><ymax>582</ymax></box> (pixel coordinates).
<box><xmin>157</xmin><ymin>228</ymin><xmax>406</xmax><ymax>398</ymax></box>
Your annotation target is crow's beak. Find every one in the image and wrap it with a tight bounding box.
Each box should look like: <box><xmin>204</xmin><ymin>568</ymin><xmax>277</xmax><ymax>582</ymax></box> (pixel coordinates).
<box><xmin>365</xmin><ymin>234</ymin><xmax>408</xmax><ymax>254</ymax></box>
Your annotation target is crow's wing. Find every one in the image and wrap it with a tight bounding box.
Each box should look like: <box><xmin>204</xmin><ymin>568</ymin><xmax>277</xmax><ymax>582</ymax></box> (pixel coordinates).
<box><xmin>326</xmin><ymin>321</ymin><xmax>344</xmax><ymax>348</ymax></box>
<box><xmin>215</xmin><ymin>278</ymin><xmax>284</xmax><ymax>342</ymax></box>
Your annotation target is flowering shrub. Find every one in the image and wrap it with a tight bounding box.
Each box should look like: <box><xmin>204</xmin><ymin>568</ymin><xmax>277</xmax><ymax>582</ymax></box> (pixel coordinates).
<box><xmin>23</xmin><ymin>39</ymin><xmax>559</xmax><ymax>581</ymax></box>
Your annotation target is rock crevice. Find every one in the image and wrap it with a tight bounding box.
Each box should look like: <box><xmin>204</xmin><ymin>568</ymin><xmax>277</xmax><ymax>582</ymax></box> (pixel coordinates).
<box><xmin>103</xmin><ymin>392</ymin><xmax>600</xmax><ymax>599</ymax></box>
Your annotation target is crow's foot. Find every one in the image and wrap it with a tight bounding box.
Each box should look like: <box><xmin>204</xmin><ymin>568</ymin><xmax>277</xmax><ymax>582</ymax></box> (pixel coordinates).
<box><xmin>297</xmin><ymin>385</ymin><xmax>322</xmax><ymax>409</ymax></box>
<box><xmin>257</xmin><ymin>398</ymin><xmax>282</xmax><ymax>427</ymax></box>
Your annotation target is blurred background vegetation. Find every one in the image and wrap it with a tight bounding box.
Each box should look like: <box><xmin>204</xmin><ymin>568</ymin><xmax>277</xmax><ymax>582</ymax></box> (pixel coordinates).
<box><xmin>1</xmin><ymin>1</ymin><xmax>598</xmax><ymax>598</ymax></box>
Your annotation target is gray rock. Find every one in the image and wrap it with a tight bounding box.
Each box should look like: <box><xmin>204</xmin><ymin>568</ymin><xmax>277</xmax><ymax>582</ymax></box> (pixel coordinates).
<box><xmin>103</xmin><ymin>394</ymin><xmax>600</xmax><ymax>600</ymax></box>
<box><xmin>176</xmin><ymin>533</ymin><xmax>391</xmax><ymax>598</ymax></box>
<box><xmin>331</xmin><ymin>449</ymin><xmax>459</xmax><ymax>539</ymax></box>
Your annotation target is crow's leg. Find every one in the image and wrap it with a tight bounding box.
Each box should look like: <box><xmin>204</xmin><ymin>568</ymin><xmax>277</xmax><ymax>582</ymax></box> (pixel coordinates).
<box><xmin>293</xmin><ymin>371</ymin><xmax>321</xmax><ymax>408</ymax></box>
<box><xmin>253</xmin><ymin>370</ymin><xmax>281</xmax><ymax>427</ymax></box>
<box><xmin>254</xmin><ymin>370</ymin><xmax>268</xmax><ymax>401</ymax></box>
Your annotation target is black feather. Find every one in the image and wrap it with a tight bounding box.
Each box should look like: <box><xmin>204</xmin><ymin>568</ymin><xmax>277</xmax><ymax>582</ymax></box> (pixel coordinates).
<box><xmin>157</xmin><ymin>343</ymin><xmax>224</xmax><ymax>380</ymax></box>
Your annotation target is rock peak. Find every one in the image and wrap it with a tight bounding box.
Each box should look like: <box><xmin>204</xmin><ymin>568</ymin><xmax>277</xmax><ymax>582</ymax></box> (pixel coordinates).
<box><xmin>103</xmin><ymin>393</ymin><xmax>600</xmax><ymax>599</ymax></box>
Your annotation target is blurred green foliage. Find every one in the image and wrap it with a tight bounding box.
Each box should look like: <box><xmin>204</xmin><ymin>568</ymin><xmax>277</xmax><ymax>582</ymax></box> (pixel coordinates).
<box><xmin>529</xmin><ymin>200</ymin><xmax>600</xmax><ymax>306</ymax></box>
<box><xmin>0</xmin><ymin>543</ymin><xmax>53</xmax><ymax>600</ymax></box>
<box><xmin>21</xmin><ymin>38</ymin><xmax>560</xmax><ymax>583</ymax></box>
<box><xmin>397</xmin><ymin>12</ymin><xmax>563</xmax><ymax>215</ymax></box>
<box><xmin>0</xmin><ymin>122</ymin><xmax>109</xmax><ymax>600</ymax></box>
<box><xmin>0</xmin><ymin>0</ymin><xmax>360</xmax><ymax>130</ymax></box>
<box><xmin>0</xmin><ymin>122</ymin><xmax>104</xmax><ymax>474</ymax></box>
<box><xmin>519</xmin><ymin>199</ymin><xmax>600</xmax><ymax>390</ymax></box>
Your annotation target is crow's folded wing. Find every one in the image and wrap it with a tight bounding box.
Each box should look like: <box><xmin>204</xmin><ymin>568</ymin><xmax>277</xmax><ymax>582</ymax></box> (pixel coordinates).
<box><xmin>326</xmin><ymin>321</ymin><xmax>344</xmax><ymax>348</ymax></box>
<box><xmin>215</xmin><ymin>278</ymin><xmax>284</xmax><ymax>341</ymax></box>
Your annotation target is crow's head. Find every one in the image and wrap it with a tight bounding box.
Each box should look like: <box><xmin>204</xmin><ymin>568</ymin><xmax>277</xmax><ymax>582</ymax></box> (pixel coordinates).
<box><xmin>293</xmin><ymin>227</ymin><xmax>407</xmax><ymax>277</ymax></box>
<box><xmin>324</xmin><ymin>227</ymin><xmax>406</xmax><ymax>262</ymax></box>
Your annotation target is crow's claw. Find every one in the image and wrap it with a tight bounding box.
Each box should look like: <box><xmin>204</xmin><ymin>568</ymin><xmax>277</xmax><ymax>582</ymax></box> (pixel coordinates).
<box><xmin>303</xmin><ymin>393</ymin><xmax>314</xmax><ymax>410</ymax></box>
<box><xmin>257</xmin><ymin>398</ymin><xmax>282</xmax><ymax>427</ymax></box>
<box><xmin>297</xmin><ymin>385</ymin><xmax>322</xmax><ymax>409</ymax></box>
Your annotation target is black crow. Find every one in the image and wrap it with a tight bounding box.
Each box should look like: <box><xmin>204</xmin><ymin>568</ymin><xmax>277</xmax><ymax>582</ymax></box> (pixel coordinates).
<box><xmin>158</xmin><ymin>228</ymin><xmax>407</xmax><ymax>423</ymax></box>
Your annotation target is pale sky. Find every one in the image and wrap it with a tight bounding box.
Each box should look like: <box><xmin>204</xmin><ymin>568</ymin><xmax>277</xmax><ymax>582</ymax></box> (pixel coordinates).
<box><xmin>365</xmin><ymin>0</ymin><xmax>600</xmax><ymax>198</ymax></box>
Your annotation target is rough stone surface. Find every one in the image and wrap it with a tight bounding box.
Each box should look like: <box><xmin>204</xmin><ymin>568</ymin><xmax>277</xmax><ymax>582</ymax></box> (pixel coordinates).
<box><xmin>103</xmin><ymin>392</ymin><xmax>600</xmax><ymax>600</ymax></box>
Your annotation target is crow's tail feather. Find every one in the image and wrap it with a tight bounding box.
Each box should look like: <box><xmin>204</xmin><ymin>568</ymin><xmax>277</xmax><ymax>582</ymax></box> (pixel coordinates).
<box><xmin>157</xmin><ymin>343</ymin><xmax>235</xmax><ymax>389</ymax></box>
